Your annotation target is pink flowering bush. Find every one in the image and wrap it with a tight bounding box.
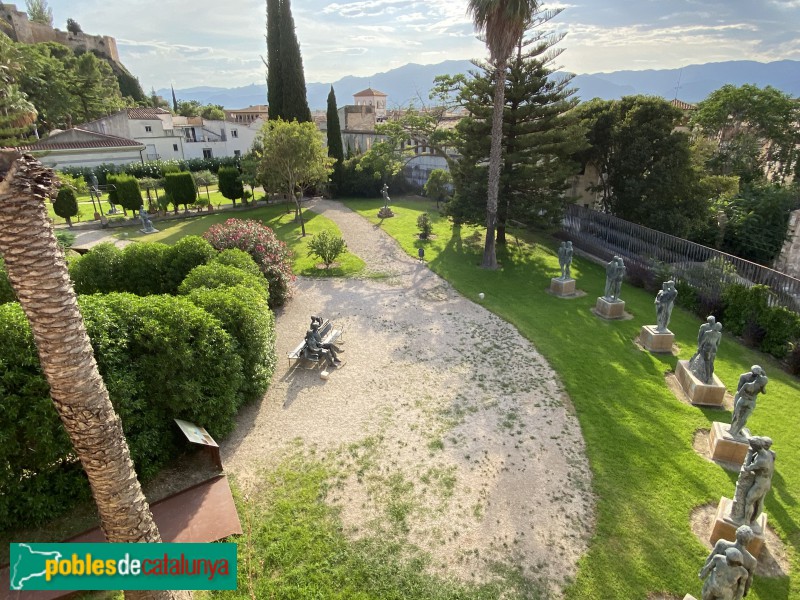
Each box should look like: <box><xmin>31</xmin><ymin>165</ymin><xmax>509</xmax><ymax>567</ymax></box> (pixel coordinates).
<box><xmin>203</xmin><ymin>219</ymin><xmax>294</xmax><ymax>307</ymax></box>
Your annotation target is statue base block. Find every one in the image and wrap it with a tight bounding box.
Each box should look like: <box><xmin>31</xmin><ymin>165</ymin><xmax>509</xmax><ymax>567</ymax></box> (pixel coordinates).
<box><xmin>709</xmin><ymin>421</ymin><xmax>750</xmax><ymax>465</ymax></box>
<box><xmin>639</xmin><ymin>325</ymin><xmax>675</xmax><ymax>353</ymax></box>
<box><xmin>675</xmin><ymin>360</ymin><xmax>726</xmax><ymax>406</ymax></box>
<box><xmin>594</xmin><ymin>297</ymin><xmax>625</xmax><ymax>319</ymax></box>
<box><xmin>710</xmin><ymin>496</ymin><xmax>766</xmax><ymax>557</ymax></box>
<box><xmin>550</xmin><ymin>278</ymin><xmax>576</xmax><ymax>297</ymax></box>
<box><xmin>377</xmin><ymin>207</ymin><xmax>394</xmax><ymax>218</ymax></box>
<box><xmin>683</xmin><ymin>595</ymin><xmax>698</xmax><ymax>600</ymax></box>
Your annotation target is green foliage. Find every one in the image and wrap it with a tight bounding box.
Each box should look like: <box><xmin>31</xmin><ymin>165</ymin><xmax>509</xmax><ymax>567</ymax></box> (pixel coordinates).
<box><xmin>65</xmin><ymin>18</ymin><xmax>81</xmax><ymax>34</ymax></box>
<box><xmin>187</xmin><ymin>285</ymin><xmax>276</xmax><ymax>405</ymax></box>
<box><xmin>267</xmin><ymin>0</ymin><xmax>312</xmax><ymax>123</ymax></box>
<box><xmin>178</xmin><ymin>263</ymin><xmax>270</xmax><ymax>301</ymax></box>
<box><xmin>106</xmin><ymin>173</ymin><xmax>143</xmax><ymax>214</ymax></box>
<box><xmin>212</xmin><ymin>248</ymin><xmax>265</xmax><ymax>279</ymax></box>
<box><xmin>0</xmin><ymin>31</ymin><xmax>36</xmax><ymax>145</ymax></box>
<box><xmin>69</xmin><ymin>242</ymin><xmax>122</xmax><ymax>295</ymax></box>
<box><xmin>0</xmin><ymin>258</ymin><xmax>16</xmax><ymax>304</ymax></box>
<box><xmin>423</xmin><ymin>169</ymin><xmax>452</xmax><ymax>206</ymax></box>
<box><xmin>326</xmin><ymin>86</ymin><xmax>345</xmax><ymax>195</ymax></box>
<box><xmin>25</xmin><ymin>0</ymin><xmax>52</xmax><ymax>26</ymax></box>
<box><xmin>307</xmin><ymin>230</ymin><xmax>347</xmax><ymax>268</ymax></box>
<box><xmin>417</xmin><ymin>213</ymin><xmax>433</xmax><ymax>239</ymax></box>
<box><xmin>117</xmin><ymin>242</ymin><xmax>170</xmax><ymax>295</ymax></box>
<box><xmin>265</xmin><ymin>0</ymin><xmax>282</xmax><ymax>119</ymax></box>
<box><xmin>54</xmin><ymin>230</ymin><xmax>75</xmax><ymax>250</ymax></box>
<box><xmin>53</xmin><ymin>187</ymin><xmax>79</xmax><ymax>225</ymax></box>
<box><xmin>218</xmin><ymin>166</ymin><xmax>244</xmax><ymax>206</ymax></box>
<box><xmin>55</xmin><ymin>170</ymin><xmax>88</xmax><ymax>194</ymax></box>
<box><xmin>158</xmin><ymin>193</ymin><xmax>173</xmax><ymax>213</ymax></box>
<box><xmin>164</xmin><ymin>171</ymin><xmax>198</xmax><ymax>212</ymax></box>
<box><xmin>722</xmin><ymin>284</ymin><xmax>800</xmax><ymax>357</ymax></box>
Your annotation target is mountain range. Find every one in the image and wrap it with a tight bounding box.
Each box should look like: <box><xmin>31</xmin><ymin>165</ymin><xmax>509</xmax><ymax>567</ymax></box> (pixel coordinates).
<box><xmin>158</xmin><ymin>59</ymin><xmax>800</xmax><ymax>111</ymax></box>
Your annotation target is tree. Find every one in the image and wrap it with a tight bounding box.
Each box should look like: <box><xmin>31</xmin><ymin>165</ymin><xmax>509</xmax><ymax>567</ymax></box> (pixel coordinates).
<box><xmin>691</xmin><ymin>84</ymin><xmax>799</xmax><ymax>183</ymax></box>
<box><xmin>53</xmin><ymin>186</ymin><xmax>79</xmax><ymax>227</ymax></box>
<box><xmin>163</xmin><ymin>172</ymin><xmax>197</xmax><ymax>213</ymax></box>
<box><xmin>200</xmin><ymin>104</ymin><xmax>225</xmax><ymax>121</ymax></box>
<box><xmin>257</xmin><ymin>119</ymin><xmax>333</xmax><ymax>236</ymax></box>
<box><xmin>467</xmin><ymin>0</ymin><xmax>539</xmax><ymax>269</ymax></box>
<box><xmin>218</xmin><ymin>166</ymin><xmax>244</xmax><ymax>207</ymax></box>
<box><xmin>448</xmin><ymin>13</ymin><xmax>584</xmax><ymax>242</ymax></box>
<box><xmin>0</xmin><ymin>33</ymin><xmax>36</xmax><ymax>145</ymax></box>
<box><xmin>25</xmin><ymin>0</ymin><xmax>52</xmax><ymax>26</ymax></box>
<box><xmin>574</xmin><ymin>96</ymin><xmax>705</xmax><ymax>237</ymax></box>
<box><xmin>266</xmin><ymin>0</ymin><xmax>283</xmax><ymax>119</ymax></box>
<box><xmin>66</xmin><ymin>18</ymin><xmax>82</xmax><ymax>34</ymax></box>
<box><xmin>326</xmin><ymin>86</ymin><xmax>345</xmax><ymax>196</ymax></box>
<box><xmin>70</xmin><ymin>52</ymin><xmax>124</xmax><ymax>124</ymax></box>
<box><xmin>266</xmin><ymin>0</ymin><xmax>311</xmax><ymax>122</ymax></box>
<box><xmin>0</xmin><ymin>151</ymin><xmax>191</xmax><ymax>600</ymax></box>
<box><xmin>424</xmin><ymin>168</ymin><xmax>452</xmax><ymax>208</ymax></box>
<box><xmin>307</xmin><ymin>230</ymin><xmax>347</xmax><ymax>269</ymax></box>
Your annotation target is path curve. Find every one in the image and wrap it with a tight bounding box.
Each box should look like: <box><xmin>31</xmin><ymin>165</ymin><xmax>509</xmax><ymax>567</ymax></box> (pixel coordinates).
<box><xmin>221</xmin><ymin>199</ymin><xmax>594</xmax><ymax>594</ymax></box>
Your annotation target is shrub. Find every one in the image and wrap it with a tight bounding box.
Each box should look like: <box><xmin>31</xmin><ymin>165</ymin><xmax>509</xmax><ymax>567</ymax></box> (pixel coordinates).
<box><xmin>69</xmin><ymin>242</ymin><xmax>123</xmax><ymax>294</ymax></box>
<box><xmin>722</xmin><ymin>284</ymin><xmax>800</xmax><ymax>358</ymax></box>
<box><xmin>788</xmin><ymin>342</ymin><xmax>800</xmax><ymax>376</ymax></box>
<box><xmin>178</xmin><ymin>263</ymin><xmax>270</xmax><ymax>301</ymax></box>
<box><xmin>117</xmin><ymin>242</ymin><xmax>171</xmax><ymax>295</ymax></box>
<box><xmin>218</xmin><ymin>166</ymin><xmax>244</xmax><ymax>207</ymax></box>
<box><xmin>55</xmin><ymin>230</ymin><xmax>76</xmax><ymax>250</ymax></box>
<box><xmin>164</xmin><ymin>236</ymin><xmax>216</xmax><ymax>293</ymax></box>
<box><xmin>187</xmin><ymin>285</ymin><xmax>276</xmax><ymax>405</ymax></box>
<box><xmin>0</xmin><ymin>258</ymin><xmax>15</xmax><ymax>304</ymax></box>
<box><xmin>722</xmin><ymin>284</ymin><xmax>770</xmax><ymax>337</ymax></box>
<box><xmin>203</xmin><ymin>219</ymin><xmax>294</xmax><ymax>307</ymax></box>
<box><xmin>757</xmin><ymin>305</ymin><xmax>800</xmax><ymax>358</ymax></box>
<box><xmin>213</xmin><ymin>248</ymin><xmax>265</xmax><ymax>279</ymax></box>
<box><xmin>53</xmin><ymin>187</ymin><xmax>79</xmax><ymax>226</ymax></box>
<box><xmin>192</xmin><ymin>169</ymin><xmax>217</xmax><ymax>188</ymax></box>
<box><xmin>158</xmin><ymin>193</ymin><xmax>173</xmax><ymax>213</ymax></box>
<box><xmin>107</xmin><ymin>174</ymin><xmax>144</xmax><ymax>214</ymax></box>
<box><xmin>417</xmin><ymin>213</ymin><xmax>432</xmax><ymax>239</ymax></box>
<box><xmin>164</xmin><ymin>172</ymin><xmax>197</xmax><ymax>212</ymax></box>
<box><xmin>307</xmin><ymin>230</ymin><xmax>347</xmax><ymax>269</ymax></box>
<box><xmin>55</xmin><ymin>171</ymin><xmax>88</xmax><ymax>194</ymax></box>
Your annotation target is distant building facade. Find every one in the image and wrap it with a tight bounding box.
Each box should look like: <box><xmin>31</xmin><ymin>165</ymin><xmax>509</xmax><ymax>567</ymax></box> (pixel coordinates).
<box><xmin>224</xmin><ymin>105</ymin><xmax>269</xmax><ymax>124</ymax></box>
<box><xmin>21</xmin><ymin>128</ymin><xmax>145</xmax><ymax>169</ymax></box>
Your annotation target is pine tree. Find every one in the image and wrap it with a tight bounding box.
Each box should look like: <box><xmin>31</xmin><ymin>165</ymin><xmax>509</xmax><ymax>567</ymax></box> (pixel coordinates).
<box><xmin>277</xmin><ymin>0</ymin><xmax>312</xmax><ymax>122</ymax></box>
<box><xmin>326</xmin><ymin>86</ymin><xmax>345</xmax><ymax>196</ymax></box>
<box><xmin>449</xmin><ymin>12</ymin><xmax>585</xmax><ymax>243</ymax></box>
<box><xmin>266</xmin><ymin>0</ymin><xmax>282</xmax><ymax>119</ymax></box>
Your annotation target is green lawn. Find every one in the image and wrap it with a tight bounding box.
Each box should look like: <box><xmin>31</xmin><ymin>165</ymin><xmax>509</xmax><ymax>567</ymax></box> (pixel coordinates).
<box><xmin>341</xmin><ymin>197</ymin><xmax>799</xmax><ymax>600</ymax></box>
<box><xmin>113</xmin><ymin>203</ymin><xmax>365</xmax><ymax>277</ymax></box>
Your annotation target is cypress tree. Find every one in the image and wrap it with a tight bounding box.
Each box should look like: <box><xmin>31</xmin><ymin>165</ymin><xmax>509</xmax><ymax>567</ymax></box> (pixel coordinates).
<box><xmin>266</xmin><ymin>0</ymin><xmax>282</xmax><ymax>119</ymax></box>
<box><xmin>277</xmin><ymin>0</ymin><xmax>311</xmax><ymax>122</ymax></box>
<box><xmin>326</xmin><ymin>86</ymin><xmax>345</xmax><ymax>196</ymax></box>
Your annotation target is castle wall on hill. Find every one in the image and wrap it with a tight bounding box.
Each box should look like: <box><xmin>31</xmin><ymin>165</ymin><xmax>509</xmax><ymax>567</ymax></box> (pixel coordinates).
<box><xmin>1</xmin><ymin>3</ymin><xmax>119</xmax><ymax>63</ymax></box>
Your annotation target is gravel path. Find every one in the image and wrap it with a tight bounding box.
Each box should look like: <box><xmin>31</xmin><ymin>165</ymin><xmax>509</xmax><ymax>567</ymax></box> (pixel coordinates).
<box><xmin>221</xmin><ymin>199</ymin><xmax>595</xmax><ymax>595</ymax></box>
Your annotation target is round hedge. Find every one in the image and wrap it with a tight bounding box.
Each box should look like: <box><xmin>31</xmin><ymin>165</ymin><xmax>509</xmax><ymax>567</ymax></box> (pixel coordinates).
<box><xmin>178</xmin><ymin>262</ymin><xmax>270</xmax><ymax>301</ymax></box>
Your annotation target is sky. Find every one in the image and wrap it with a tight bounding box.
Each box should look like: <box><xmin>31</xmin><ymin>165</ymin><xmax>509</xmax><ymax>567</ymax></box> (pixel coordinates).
<box><xmin>45</xmin><ymin>0</ymin><xmax>800</xmax><ymax>91</ymax></box>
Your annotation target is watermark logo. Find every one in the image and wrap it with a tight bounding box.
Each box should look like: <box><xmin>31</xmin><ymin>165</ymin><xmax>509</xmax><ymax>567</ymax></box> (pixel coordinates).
<box><xmin>9</xmin><ymin>543</ymin><xmax>237</xmax><ymax>591</ymax></box>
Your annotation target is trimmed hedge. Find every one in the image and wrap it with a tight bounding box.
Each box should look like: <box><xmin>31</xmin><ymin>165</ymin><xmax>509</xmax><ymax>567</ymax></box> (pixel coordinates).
<box><xmin>53</xmin><ymin>187</ymin><xmax>79</xmax><ymax>225</ymax></box>
<box><xmin>61</xmin><ymin>157</ymin><xmax>239</xmax><ymax>186</ymax></box>
<box><xmin>106</xmin><ymin>174</ymin><xmax>144</xmax><ymax>214</ymax></box>
<box><xmin>0</xmin><ymin>293</ymin><xmax>245</xmax><ymax>529</ymax></box>
<box><xmin>178</xmin><ymin>263</ymin><xmax>270</xmax><ymax>301</ymax></box>
<box><xmin>212</xmin><ymin>249</ymin><xmax>264</xmax><ymax>279</ymax></box>
<box><xmin>163</xmin><ymin>172</ymin><xmax>197</xmax><ymax>212</ymax></box>
<box><xmin>218</xmin><ymin>166</ymin><xmax>243</xmax><ymax>206</ymax></box>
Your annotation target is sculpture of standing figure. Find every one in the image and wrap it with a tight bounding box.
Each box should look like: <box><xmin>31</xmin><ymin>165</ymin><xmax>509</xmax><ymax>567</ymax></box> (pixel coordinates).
<box><xmin>728</xmin><ymin>436</ymin><xmax>775</xmax><ymax>529</ymax></box>
<box><xmin>139</xmin><ymin>205</ymin><xmax>156</xmax><ymax>233</ymax></box>
<box><xmin>692</xmin><ymin>316</ymin><xmax>717</xmax><ymax>360</ymax></box>
<box><xmin>381</xmin><ymin>183</ymin><xmax>390</xmax><ymax>209</ymax></box>
<box><xmin>700</xmin><ymin>526</ymin><xmax>757</xmax><ymax>598</ymax></box>
<box><xmin>690</xmin><ymin>321</ymin><xmax>723</xmax><ymax>383</ymax></box>
<box><xmin>729</xmin><ymin>366</ymin><xmax>768</xmax><ymax>439</ymax></box>
<box><xmin>604</xmin><ymin>256</ymin><xmax>624</xmax><ymax>301</ymax></box>
<box><xmin>699</xmin><ymin>547</ymin><xmax>749</xmax><ymax>600</ymax></box>
<box><xmin>654</xmin><ymin>280</ymin><xmax>678</xmax><ymax>333</ymax></box>
<box><xmin>557</xmin><ymin>241</ymin><xmax>574</xmax><ymax>280</ymax></box>
<box><xmin>612</xmin><ymin>257</ymin><xmax>626</xmax><ymax>300</ymax></box>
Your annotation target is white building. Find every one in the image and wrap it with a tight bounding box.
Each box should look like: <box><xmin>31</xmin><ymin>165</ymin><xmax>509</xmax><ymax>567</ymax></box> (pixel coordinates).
<box><xmin>21</xmin><ymin>128</ymin><xmax>145</xmax><ymax>169</ymax></box>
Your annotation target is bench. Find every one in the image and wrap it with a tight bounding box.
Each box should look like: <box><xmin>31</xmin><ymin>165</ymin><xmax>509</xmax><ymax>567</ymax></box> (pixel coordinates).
<box><xmin>287</xmin><ymin>319</ymin><xmax>344</xmax><ymax>368</ymax></box>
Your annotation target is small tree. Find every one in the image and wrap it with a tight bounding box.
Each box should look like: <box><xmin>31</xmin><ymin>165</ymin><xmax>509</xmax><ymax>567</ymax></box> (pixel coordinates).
<box><xmin>53</xmin><ymin>187</ymin><xmax>79</xmax><ymax>227</ymax></box>
<box><xmin>66</xmin><ymin>18</ymin><xmax>82</xmax><ymax>34</ymax></box>
<box><xmin>26</xmin><ymin>0</ymin><xmax>53</xmax><ymax>26</ymax></box>
<box><xmin>307</xmin><ymin>230</ymin><xmax>347</xmax><ymax>269</ymax></box>
<box><xmin>424</xmin><ymin>169</ymin><xmax>452</xmax><ymax>208</ymax></box>
<box><xmin>417</xmin><ymin>213</ymin><xmax>433</xmax><ymax>239</ymax></box>
<box><xmin>106</xmin><ymin>174</ymin><xmax>143</xmax><ymax>215</ymax></box>
<box><xmin>218</xmin><ymin>166</ymin><xmax>244</xmax><ymax>207</ymax></box>
<box><xmin>163</xmin><ymin>171</ymin><xmax>197</xmax><ymax>213</ymax></box>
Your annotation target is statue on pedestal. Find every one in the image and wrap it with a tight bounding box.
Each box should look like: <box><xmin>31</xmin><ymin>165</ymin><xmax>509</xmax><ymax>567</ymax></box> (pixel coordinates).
<box><xmin>729</xmin><ymin>366</ymin><xmax>768</xmax><ymax>439</ymax></box>
<box><xmin>689</xmin><ymin>322</ymin><xmax>723</xmax><ymax>384</ymax></box>
<box><xmin>381</xmin><ymin>183</ymin><xmax>390</xmax><ymax>209</ymax></box>
<box><xmin>700</xmin><ymin>526</ymin><xmax>757</xmax><ymax>598</ymax></box>
<box><xmin>557</xmin><ymin>241</ymin><xmax>574</xmax><ymax>280</ymax></box>
<box><xmin>728</xmin><ymin>436</ymin><xmax>775</xmax><ymax>528</ymax></box>
<box><xmin>139</xmin><ymin>205</ymin><xmax>156</xmax><ymax>233</ymax></box>
<box><xmin>603</xmin><ymin>256</ymin><xmax>625</xmax><ymax>301</ymax></box>
<box><xmin>699</xmin><ymin>547</ymin><xmax>749</xmax><ymax>600</ymax></box>
<box><xmin>655</xmin><ymin>280</ymin><xmax>678</xmax><ymax>332</ymax></box>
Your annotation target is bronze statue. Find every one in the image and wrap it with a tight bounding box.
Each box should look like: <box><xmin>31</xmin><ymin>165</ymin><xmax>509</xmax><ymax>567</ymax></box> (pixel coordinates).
<box><xmin>700</xmin><ymin>525</ymin><xmax>757</xmax><ymax>598</ymax></box>
<box><xmin>690</xmin><ymin>321</ymin><xmax>722</xmax><ymax>384</ymax></box>
<box><xmin>604</xmin><ymin>256</ymin><xmax>625</xmax><ymax>301</ymax></box>
<box><xmin>557</xmin><ymin>241</ymin><xmax>574</xmax><ymax>280</ymax></box>
<box><xmin>729</xmin><ymin>366</ymin><xmax>768</xmax><ymax>439</ymax></box>
<box><xmin>728</xmin><ymin>436</ymin><xmax>775</xmax><ymax>529</ymax></box>
<box><xmin>699</xmin><ymin>547</ymin><xmax>749</xmax><ymax>600</ymax></box>
<box><xmin>654</xmin><ymin>280</ymin><xmax>678</xmax><ymax>333</ymax></box>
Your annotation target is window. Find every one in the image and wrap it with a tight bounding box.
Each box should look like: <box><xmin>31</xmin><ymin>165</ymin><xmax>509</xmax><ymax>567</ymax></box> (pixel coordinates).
<box><xmin>234</xmin><ymin>150</ymin><xmax>241</xmax><ymax>157</ymax></box>
<box><xmin>173</xmin><ymin>144</ymin><xmax>179</xmax><ymax>152</ymax></box>
<box><xmin>203</xmin><ymin>148</ymin><xmax>213</xmax><ymax>159</ymax></box>
<box><xmin>145</xmin><ymin>125</ymin><xmax>152</xmax><ymax>132</ymax></box>
<box><xmin>231</xmin><ymin>129</ymin><xmax>238</xmax><ymax>138</ymax></box>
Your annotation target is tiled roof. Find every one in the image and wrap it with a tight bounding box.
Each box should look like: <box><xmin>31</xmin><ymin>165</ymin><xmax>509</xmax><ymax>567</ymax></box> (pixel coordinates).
<box><xmin>671</xmin><ymin>99</ymin><xmax>697</xmax><ymax>111</ymax></box>
<box><xmin>127</xmin><ymin>107</ymin><xmax>171</xmax><ymax>120</ymax></box>
<box><xmin>226</xmin><ymin>105</ymin><xmax>268</xmax><ymax>112</ymax></box>
<box><xmin>22</xmin><ymin>128</ymin><xmax>144</xmax><ymax>151</ymax></box>
<box><xmin>353</xmin><ymin>87</ymin><xmax>387</xmax><ymax>97</ymax></box>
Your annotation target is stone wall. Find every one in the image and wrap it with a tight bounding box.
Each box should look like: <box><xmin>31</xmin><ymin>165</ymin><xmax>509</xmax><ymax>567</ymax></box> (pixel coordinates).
<box><xmin>774</xmin><ymin>209</ymin><xmax>800</xmax><ymax>279</ymax></box>
<box><xmin>0</xmin><ymin>3</ymin><xmax>119</xmax><ymax>63</ymax></box>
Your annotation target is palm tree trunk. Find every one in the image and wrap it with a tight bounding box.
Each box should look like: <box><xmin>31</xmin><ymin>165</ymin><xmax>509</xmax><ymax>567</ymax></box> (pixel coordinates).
<box><xmin>482</xmin><ymin>58</ymin><xmax>506</xmax><ymax>269</ymax></box>
<box><xmin>0</xmin><ymin>151</ymin><xmax>190</xmax><ymax>600</ymax></box>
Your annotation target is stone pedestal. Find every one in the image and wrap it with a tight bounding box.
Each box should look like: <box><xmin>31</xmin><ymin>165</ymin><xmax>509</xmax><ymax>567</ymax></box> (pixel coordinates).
<box><xmin>675</xmin><ymin>360</ymin><xmax>726</xmax><ymax>406</ymax></box>
<box><xmin>639</xmin><ymin>325</ymin><xmax>675</xmax><ymax>353</ymax></box>
<box><xmin>709</xmin><ymin>496</ymin><xmax>766</xmax><ymax>556</ymax></box>
<box><xmin>683</xmin><ymin>595</ymin><xmax>698</xmax><ymax>600</ymax></box>
<box><xmin>550</xmin><ymin>277</ymin><xmax>576</xmax><ymax>297</ymax></box>
<box><xmin>709</xmin><ymin>421</ymin><xmax>750</xmax><ymax>465</ymax></box>
<box><xmin>594</xmin><ymin>296</ymin><xmax>625</xmax><ymax>319</ymax></box>
<box><xmin>377</xmin><ymin>206</ymin><xmax>394</xmax><ymax>218</ymax></box>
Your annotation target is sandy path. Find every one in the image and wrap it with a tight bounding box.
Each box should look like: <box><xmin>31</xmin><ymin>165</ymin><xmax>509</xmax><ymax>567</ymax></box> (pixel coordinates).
<box><xmin>221</xmin><ymin>199</ymin><xmax>594</xmax><ymax>594</ymax></box>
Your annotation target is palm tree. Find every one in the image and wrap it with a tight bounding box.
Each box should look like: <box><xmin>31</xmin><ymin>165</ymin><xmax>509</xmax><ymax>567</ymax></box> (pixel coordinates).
<box><xmin>466</xmin><ymin>0</ymin><xmax>538</xmax><ymax>269</ymax></box>
<box><xmin>0</xmin><ymin>150</ymin><xmax>190</xmax><ymax>600</ymax></box>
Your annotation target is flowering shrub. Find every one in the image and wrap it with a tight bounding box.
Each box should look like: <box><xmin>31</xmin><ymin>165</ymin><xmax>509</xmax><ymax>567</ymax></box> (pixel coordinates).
<box><xmin>203</xmin><ymin>219</ymin><xmax>294</xmax><ymax>307</ymax></box>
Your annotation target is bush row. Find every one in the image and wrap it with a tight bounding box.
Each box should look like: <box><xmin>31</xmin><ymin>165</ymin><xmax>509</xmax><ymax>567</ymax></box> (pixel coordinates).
<box><xmin>0</xmin><ymin>258</ymin><xmax>277</xmax><ymax>529</ymax></box>
<box><xmin>61</xmin><ymin>157</ymin><xmax>240</xmax><ymax>186</ymax></box>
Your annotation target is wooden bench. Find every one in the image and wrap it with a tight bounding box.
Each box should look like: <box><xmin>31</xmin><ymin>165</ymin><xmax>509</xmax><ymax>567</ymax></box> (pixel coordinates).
<box><xmin>287</xmin><ymin>319</ymin><xmax>344</xmax><ymax>368</ymax></box>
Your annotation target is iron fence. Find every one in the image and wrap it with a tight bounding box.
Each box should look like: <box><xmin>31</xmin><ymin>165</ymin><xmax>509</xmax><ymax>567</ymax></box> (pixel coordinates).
<box><xmin>561</xmin><ymin>204</ymin><xmax>800</xmax><ymax>313</ymax></box>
